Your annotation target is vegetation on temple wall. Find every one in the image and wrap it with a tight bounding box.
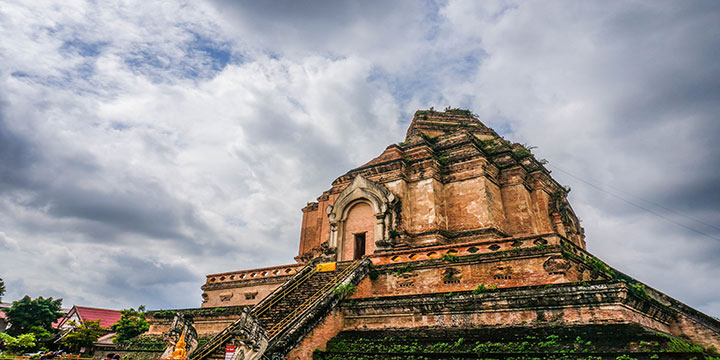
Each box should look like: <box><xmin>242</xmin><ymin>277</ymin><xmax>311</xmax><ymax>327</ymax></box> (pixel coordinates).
<box><xmin>443</xmin><ymin>107</ymin><xmax>476</xmax><ymax>118</ymax></box>
<box><xmin>420</xmin><ymin>133</ymin><xmax>438</xmax><ymax>144</ymax></box>
<box><xmin>369</xmin><ymin>262</ymin><xmax>417</xmax><ymax>281</ymax></box>
<box><xmin>436</xmin><ymin>154</ymin><xmax>450</xmax><ymax>166</ymax></box>
<box><xmin>513</xmin><ymin>148</ymin><xmax>532</xmax><ymax>158</ymax></box>
<box><xmin>112</xmin><ymin>306</ymin><xmax>150</xmax><ymax>343</ymax></box>
<box><xmin>560</xmin><ymin>245</ymin><xmax>674</xmax><ymax>312</ymax></box>
<box><xmin>479</xmin><ymin>138</ymin><xmax>503</xmax><ymax>153</ymax></box>
<box><xmin>441</xmin><ymin>254</ymin><xmax>460</xmax><ymax>262</ymax></box>
<box><xmin>149</xmin><ymin>307</ymin><xmax>244</xmax><ymax>319</ymax></box>
<box><xmin>116</xmin><ymin>334</ymin><xmax>165</xmax><ymax>351</ymax></box>
<box><xmin>318</xmin><ymin>333</ymin><xmax>606</xmax><ymax>355</ymax></box>
<box><xmin>662</xmin><ymin>334</ymin><xmax>705</xmax><ymax>353</ymax></box>
<box><xmin>472</xmin><ymin>283</ymin><xmax>497</xmax><ymax>294</ymax></box>
<box><xmin>394</xmin><ymin>263</ymin><xmax>414</xmax><ymax>276</ymax></box>
<box><xmin>414</xmin><ymin>110</ymin><xmax>429</xmax><ymax>120</ymax></box>
<box><xmin>333</xmin><ymin>283</ymin><xmax>356</xmax><ymax>298</ymax></box>
<box><xmin>414</xmin><ymin>107</ymin><xmax>477</xmax><ymax>118</ymax></box>
<box><xmin>314</xmin><ymin>329</ymin><xmax>716</xmax><ymax>360</ymax></box>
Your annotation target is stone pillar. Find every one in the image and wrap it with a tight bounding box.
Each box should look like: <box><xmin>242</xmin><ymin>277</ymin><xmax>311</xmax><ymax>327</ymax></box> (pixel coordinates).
<box><xmin>374</xmin><ymin>214</ymin><xmax>386</xmax><ymax>247</ymax></box>
<box><xmin>328</xmin><ymin>222</ymin><xmax>338</xmax><ymax>248</ymax></box>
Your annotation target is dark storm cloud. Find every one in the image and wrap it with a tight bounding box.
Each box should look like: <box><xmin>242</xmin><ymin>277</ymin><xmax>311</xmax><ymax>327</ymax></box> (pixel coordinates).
<box><xmin>209</xmin><ymin>0</ymin><xmax>412</xmax><ymax>45</ymax></box>
<box><xmin>580</xmin><ymin>2</ymin><xmax>720</xmax><ymax>218</ymax></box>
<box><xmin>0</xmin><ymin>101</ymin><xmax>215</xmax><ymax>248</ymax></box>
<box><xmin>0</xmin><ymin>102</ymin><xmax>38</xmax><ymax>190</ymax></box>
<box><xmin>0</xmin><ymin>152</ymin><xmax>210</xmax><ymax>245</ymax></box>
<box><xmin>104</xmin><ymin>254</ymin><xmax>199</xmax><ymax>288</ymax></box>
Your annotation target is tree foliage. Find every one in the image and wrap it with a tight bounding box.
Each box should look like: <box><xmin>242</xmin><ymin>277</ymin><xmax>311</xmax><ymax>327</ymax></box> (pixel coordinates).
<box><xmin>0</xmin><ymin>276</ymin><xmax>5</xmax><ymax>299</ymax></box>
<box><xmin>111</xmin><ymin>306</ymin><xmax>149</xmax><ymax>343</ymax></box>
<box><xmin>5</xmin><ymin>296</ymin><xmax>64</xmax><ymax>336</ymax></box>
<box><xmin>61</xmin><ymin>320</ymin><xmax>106</xmax><ymax>352</ymax></box>
<box><xmin>0</xmin><ymin>333</ymin><xmax>37</xmax><ymax>354</ymax></box>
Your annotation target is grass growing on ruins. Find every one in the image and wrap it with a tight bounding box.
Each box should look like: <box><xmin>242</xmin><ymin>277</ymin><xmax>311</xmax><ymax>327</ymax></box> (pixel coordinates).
<box><xmin>314</xmin><ymin>326</ymin><xmax>717</xmax><ymax>359</ymax></box>
<box><xmin>333</xmin><ymin>283</ymin><xmax>356</xmax><ymax>297</ymax></box>
<box><xmin>472</xmin><ymin>283</ymin><xmax>497</xmax><ymax>294</ymax></box>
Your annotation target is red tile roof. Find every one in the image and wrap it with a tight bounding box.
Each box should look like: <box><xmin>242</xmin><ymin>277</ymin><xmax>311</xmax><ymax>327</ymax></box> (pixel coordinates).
<box><xmin>76</xmin><ymin>306</ymin><xmax>123</xmax><ymax>329</ymax></box>
<box><xmin>58</xmin><ymin>306</ymin><xmax>123</xmax><ymax>329</ymax></box>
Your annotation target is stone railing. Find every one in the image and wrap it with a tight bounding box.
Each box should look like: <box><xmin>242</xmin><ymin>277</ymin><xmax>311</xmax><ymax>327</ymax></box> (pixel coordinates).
<box><xmin>368</xmin><ymin>233</ymin><xmax>562</xmax><ymax>265</ymax></box>
<box><xmin>205</xmin><ymin>263</ymin><xmax>304</xmax><ymax>285</ymax></box>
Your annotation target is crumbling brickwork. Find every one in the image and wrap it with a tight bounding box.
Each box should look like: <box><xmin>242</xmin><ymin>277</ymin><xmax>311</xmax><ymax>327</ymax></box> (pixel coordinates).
<box><xmin>297</xmin><ymin>109</ymin><xmax>586</xmax><ymax>262</ymax></box>
<box><xmin>174</xmin><ymin>109</ymin><xmax>718</xmax><ymax>358</ymax></box>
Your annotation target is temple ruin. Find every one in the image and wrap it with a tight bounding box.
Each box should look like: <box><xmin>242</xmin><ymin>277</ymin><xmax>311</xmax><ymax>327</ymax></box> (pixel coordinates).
<box><xmin>146</xmin><ymin>109</ymin><xmax>720</xmax><ymax>359</ymax></box>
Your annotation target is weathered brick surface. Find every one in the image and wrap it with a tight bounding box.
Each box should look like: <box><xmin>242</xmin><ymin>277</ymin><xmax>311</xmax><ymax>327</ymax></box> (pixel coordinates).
<box><xmin>340</xmin><ymin>202</ymin><xmax>375</xmax><ymax>261</ymax></box>
<box><xmin>297</xmin><ymin>110</ymin><xmax>586</xmax><ymax>261</ymax></box>
<box><xmin>350</xmin><ymin>254</ymin><xmax>580</xmax><ymax>299</ymax></box>
<box><xmin>342</xmin><ymin>282</ymin><xmax>674</xmax><ymax>333</ymax></box>
<box><xmin>147</xmin><ymin>314</ymin><xmax>240</xmax><ymax>336</ymax></box>
<box><xmin>285</xmin><ymin>306</ymin><xmax>345</xmax><ymax>359</ymax></box>
<box><xmin>188</xmin><ymin>109</ymin><xmax>719</xmax><ymax>356</ymax></box>
<box><xmin>201</xmin><ymin>264</ymin><xmax>302</xmax><ymax>308</ymax></box>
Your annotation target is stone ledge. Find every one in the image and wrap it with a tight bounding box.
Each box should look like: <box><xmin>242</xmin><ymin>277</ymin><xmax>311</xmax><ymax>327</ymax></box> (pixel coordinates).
<box><xmin>343</xmin><ymin>280</ymin><xmax>674</xmax><ymax>323</ymax></box>
<box><xmin>200</xmin><ymin>275</ymin><xmax>292</xmax><ymax>291</ymax></box>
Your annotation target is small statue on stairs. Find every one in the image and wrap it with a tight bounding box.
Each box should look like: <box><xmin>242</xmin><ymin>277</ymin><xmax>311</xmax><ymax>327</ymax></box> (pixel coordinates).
<box><xmin>160</xmin><ymin>312</ymin><xmax>198</xmax><ymax>360</ymax></box>
<box><xmin>166</xmin><ymin>330</ymin><xmax>187</xmax><ymax>360</ymax></box>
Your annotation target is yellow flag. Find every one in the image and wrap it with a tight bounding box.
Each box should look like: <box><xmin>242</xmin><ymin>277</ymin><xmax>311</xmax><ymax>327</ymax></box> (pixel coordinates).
<box><xmin>316</xmin><ymin>262</ymin><xmax>337</xmax><ymax>272</ymax></box>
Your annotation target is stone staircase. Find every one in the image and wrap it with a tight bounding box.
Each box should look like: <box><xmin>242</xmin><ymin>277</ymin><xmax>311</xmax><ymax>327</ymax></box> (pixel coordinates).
<box><xmin>189</xmin><ymin>259</ymin><xmax>371</xmax><ymax>360</ymax></box>
<box><xmin>256</xmin><ymin>261</ymin><xmax>355</xmax><ymax>335</ymax></box>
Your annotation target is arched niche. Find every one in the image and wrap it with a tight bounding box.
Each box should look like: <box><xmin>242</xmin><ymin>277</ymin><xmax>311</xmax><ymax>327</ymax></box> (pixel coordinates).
<box><xmin>326</xmin><ymin>175</ymin><xmax>398</xmax><ymax>261</ymax></box>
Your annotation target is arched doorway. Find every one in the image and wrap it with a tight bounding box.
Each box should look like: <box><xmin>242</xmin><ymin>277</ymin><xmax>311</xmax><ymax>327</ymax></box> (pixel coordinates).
<box><xmin>326</xmin><ymin>175</ymin><xmax>399</xmax><ymax>261</ymax></box>
<box><xmin>341</xmin><ymin>202</ymin><xmax>375</xmax><ymax>261</ymax></box>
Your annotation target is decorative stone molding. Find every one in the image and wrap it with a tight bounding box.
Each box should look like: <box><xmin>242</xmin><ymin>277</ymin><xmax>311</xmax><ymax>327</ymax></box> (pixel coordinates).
<box><xmin>543</xmin><ymin>255</ymin><xmax>572</xmax><ymax>275</ymax></box>
<box><xmin>442</xmin><ymin>267</ymin><xmax>462</xmax><ymax>284</ymax></box>
<box><xmin>326</xmin><ymin>175</ymin><xmax>399</xmax><ymax>259</ymax></box>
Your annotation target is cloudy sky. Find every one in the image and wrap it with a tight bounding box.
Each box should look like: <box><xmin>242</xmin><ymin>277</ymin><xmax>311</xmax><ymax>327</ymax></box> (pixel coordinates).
<box><xmin>0</xmin><ymin>0</ymin><xmax>718</xmax><ymax>317</ymax></box>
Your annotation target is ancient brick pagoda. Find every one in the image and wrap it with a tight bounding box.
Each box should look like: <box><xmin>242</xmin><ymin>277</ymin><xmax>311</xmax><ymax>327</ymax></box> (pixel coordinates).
<box><xmin>146</xmin><ymin>110</ymin><xmax>720</xmax><ymax>359</ymax></box>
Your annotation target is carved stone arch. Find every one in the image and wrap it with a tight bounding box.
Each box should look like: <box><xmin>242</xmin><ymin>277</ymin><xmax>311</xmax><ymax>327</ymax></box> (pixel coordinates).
<box><xmin>326</xmin><ymin>175</ymin><xmax>398</xmax><ymax>260</ymax></box>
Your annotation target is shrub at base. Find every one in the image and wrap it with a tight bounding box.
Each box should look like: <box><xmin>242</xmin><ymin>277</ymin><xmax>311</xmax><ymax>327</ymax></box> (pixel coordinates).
<box><xmin>0</xmin><ymin>333</ymin><xmax>37</xmax><ymax>354</ymax></box>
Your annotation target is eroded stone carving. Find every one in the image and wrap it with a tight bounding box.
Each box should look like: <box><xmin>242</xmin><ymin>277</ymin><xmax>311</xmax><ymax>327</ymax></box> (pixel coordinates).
<box><xmin>228</xmin><ymin>308</ymin><xmax>268</xmax><ymax>360</ymax></box>
<box><xmin>162</xmin><ymin>312</ymin><xmax>198</xmax><ymax>359</ymax></box>
<box><xmin>543</xmin><ymin>256</ymin><xmax>572</xmax><ymax>275</ymax></box>
<box><xmin>443</xmin><ymin>267</ymin><xmax>462</xmax><ymax>284</ymax></box>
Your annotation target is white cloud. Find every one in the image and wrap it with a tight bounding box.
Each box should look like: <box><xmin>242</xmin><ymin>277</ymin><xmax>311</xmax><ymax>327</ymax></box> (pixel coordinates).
<box><xmin>0</xmin><ymin>0</ymin><xmax>718</xmax><ymax>318</ymax></box>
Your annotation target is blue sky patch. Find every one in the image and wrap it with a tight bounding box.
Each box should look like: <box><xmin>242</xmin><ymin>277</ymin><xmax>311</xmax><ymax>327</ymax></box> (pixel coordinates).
<box><xmin>60</xmin><ymin>39</ymin><xmax>107</xmax><ymax>57</ymax></box>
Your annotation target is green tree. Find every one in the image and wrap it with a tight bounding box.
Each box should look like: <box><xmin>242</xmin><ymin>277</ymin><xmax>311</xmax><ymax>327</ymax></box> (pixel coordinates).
<box><xmin>111</xmin><ymin>306</ymin><xmax>149</xmax><ymax>343</ymax></box>
<box><xmin>0</xmin><ymin>276</ymin><xmax>5</xmax><ymax>299</ymax></box>
<box><xmin>27</xmin><ymin>326</ymin><xmax>53</xmax><ymax>343</ymax></box>
<box><xmin>5</xmin><ymin>296</ymin><xmax>63</xmax><ymax>336</ymax></box>
<box><xmin>0</xmin><ymin>333</ymin><xmax>37</xmax><ymax>354</ymax></box>
<box><xmin>61</xmin><ymin>320</ymin><xmax>106</xmax><ymax>352</ymax></box>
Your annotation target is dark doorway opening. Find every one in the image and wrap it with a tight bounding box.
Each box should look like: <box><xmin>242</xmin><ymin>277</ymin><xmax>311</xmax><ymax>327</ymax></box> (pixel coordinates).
<box><xmin>354</xmin><ymin>233</ymin><xmax>366</xmax><ymax>260</ymax></box>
